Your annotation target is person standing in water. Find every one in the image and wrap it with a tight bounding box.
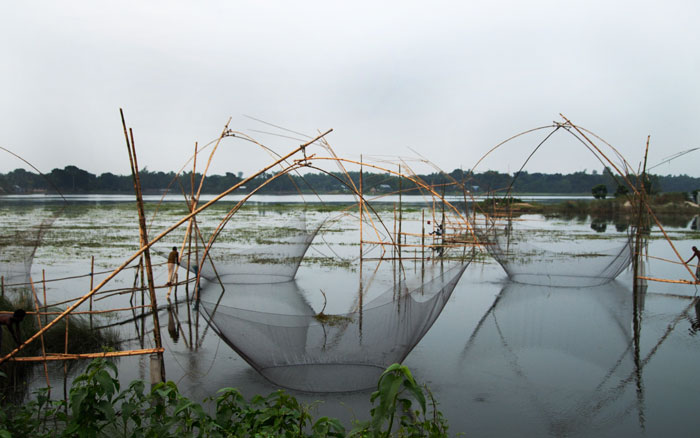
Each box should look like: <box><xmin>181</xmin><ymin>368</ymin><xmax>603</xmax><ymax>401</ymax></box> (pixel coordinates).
<box><xmin>167</xmin><ymin>246</ymin><xmax>179</xmax><ymax>286</ymax></box>
<box><xmin>686</xmin><ymin>246</ymin><xmax>700</xmax><ymax>282</ymax></box>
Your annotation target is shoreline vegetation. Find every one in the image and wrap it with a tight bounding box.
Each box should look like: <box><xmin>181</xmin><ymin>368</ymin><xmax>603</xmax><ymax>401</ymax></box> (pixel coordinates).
<box><xmin>479</xmin><ymin>192</ymin><xmax>700</xmax><ymax>216</ymax></box>
<box><xmin>1</xmin><ymin>165</ymin><xmax>699</xmax><ymax>196</ymax></box>
<box><xmin>1</xmin><ymin>359</ymin><xmax>449</xmax><ymax>437</ymax></box>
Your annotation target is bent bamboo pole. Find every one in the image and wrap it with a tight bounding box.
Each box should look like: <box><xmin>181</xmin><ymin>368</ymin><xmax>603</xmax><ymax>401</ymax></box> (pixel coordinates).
<box><xmin>560</xmin><ymin>114</ymin><xmax>698</xmax><ymax>282</ymax></box>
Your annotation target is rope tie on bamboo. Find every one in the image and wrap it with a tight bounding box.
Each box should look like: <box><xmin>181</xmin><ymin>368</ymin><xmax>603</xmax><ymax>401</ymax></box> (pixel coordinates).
<box><xmin>295</xmin><ymin>153</ymin><xmax>315</xmax><ymax>167</ymax></box>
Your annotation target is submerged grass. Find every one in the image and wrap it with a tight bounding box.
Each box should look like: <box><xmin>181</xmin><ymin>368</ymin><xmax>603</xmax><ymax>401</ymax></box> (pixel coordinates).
<box><xmin>0</xmin><ymin>291</ymin><xmax>121</xmax><ymax>402</ymax></box>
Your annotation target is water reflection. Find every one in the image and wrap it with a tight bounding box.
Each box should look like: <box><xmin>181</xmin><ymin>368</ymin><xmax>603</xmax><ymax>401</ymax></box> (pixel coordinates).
<box><xmin>199</xmin><ymin>261</ymin><xmax>469</xmax><ymax>392</ymax></box>
<box><xmin>687</xmin><ymin>298</ymin><xmax>700</xmax><ymax>336</ymax></box>
<box><xmin>463</xmin><ymin>281</ymin><xmax>641</xmax><ymax>436</ymax></box>
<box><xmin>167</xmin><ymin>304</ymin><xmax>181</xmax><ymax>344</ymax></box>
<box><xmin>590</xmin><ymin>218</ymin><xmax>607</xmax><ymax>233</ymax></box>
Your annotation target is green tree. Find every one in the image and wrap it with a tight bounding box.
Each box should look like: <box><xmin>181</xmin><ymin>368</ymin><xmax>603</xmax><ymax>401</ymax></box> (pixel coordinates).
<box><xmin>614</xmin><ymin>184</ymin><xmax>629</xmax><ymax>198</ymax></box>
<box><xmin>592</xmin><ymin>184</ymin><xmax>607</xmax><ymax>199</ymax></box>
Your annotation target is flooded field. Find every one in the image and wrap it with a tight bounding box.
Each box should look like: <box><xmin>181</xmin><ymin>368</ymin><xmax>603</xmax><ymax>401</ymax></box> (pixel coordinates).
<box><xmin>1</xmin><ymin>196</ymin><xmax>699</xmax><ymax>437</ymax></box>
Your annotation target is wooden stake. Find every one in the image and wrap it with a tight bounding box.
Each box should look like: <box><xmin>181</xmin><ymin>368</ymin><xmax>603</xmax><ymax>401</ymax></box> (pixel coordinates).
<box><xmin>42</xmin><ymin>269</ymin><xmax>47</xmax><ymax>327</ymax></box>
<box><xmin>30</xmin><ymin>279</ymin><xmax>51</xmax><ymax>392</ymax></box>
<box><xmin>63</xmin><ymin>312</ymin><xmax>69</xmax><ymax>404</ymax></box>
<box><xmin>421</xmin><ymin>209</ymin><xmax>425</xmax><ymax>261</ymax></box>
<box><xmin>140</xmin><ymin>257</ymin><xmax>145</xmax><ymax>347</ymax></box>
<box><xmin>89</xmin><ymin>256</ymin><xmax>94</xmax><ymax>329</ymax></box>
<box><xmin>359</xmin><ymin>155</ymin><xmax>363</xmax><ymax>262</ymax></box>
<box><xmin>398</xmin><ymin>165</ymin><xmax>402</xmax><ymax>247</ymax></box>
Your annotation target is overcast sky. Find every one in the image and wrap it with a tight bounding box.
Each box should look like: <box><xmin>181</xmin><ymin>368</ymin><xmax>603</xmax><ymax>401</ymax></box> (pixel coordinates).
<box><xmin>2</xmin><ymin>0</ymin><xmax>699</xmax><ymax>178</ymax></box>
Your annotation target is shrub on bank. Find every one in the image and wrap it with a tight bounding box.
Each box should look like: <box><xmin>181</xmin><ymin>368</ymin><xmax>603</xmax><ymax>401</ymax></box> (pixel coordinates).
<box><xmin>0</xmin><ymin>359</ymin><xmax>449</xmax><ymax>437</ymax></box>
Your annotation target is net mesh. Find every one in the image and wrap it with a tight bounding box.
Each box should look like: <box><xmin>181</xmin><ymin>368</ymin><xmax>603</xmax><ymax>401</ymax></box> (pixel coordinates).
<box><xmin>185</xmin><ymin>212</ymin><xmax>321</xmax><ymax>284</ymax></box>
<box><xmin>478</xmin><ymin>220</ymin><xmax>633</xmax><ymax>287</ymax></box>
<box><xmin>200</xmin><ymin>260</ymin><xmax>470</xmax><ymax>392</ymax></box>
<box><xmin>462</xmin><ymin>282</ymin><xmax>635</xmax><ymax>434</ymax></box>
<box><xmin>0</xmin><ymin>229</ymin><xmax>38</xmax><ymax>289</ymax></box>
<box><xmin>0</xmin><ymin>210</ymin><xmax>56</xmax><ymax>291</ymax></box>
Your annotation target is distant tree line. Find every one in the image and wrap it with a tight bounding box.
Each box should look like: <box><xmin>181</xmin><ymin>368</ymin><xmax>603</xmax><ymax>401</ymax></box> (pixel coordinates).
<box><xmin>0</xmin><ymin>165</ymin><xmax>698</xmax><ymax>195</ymax></box>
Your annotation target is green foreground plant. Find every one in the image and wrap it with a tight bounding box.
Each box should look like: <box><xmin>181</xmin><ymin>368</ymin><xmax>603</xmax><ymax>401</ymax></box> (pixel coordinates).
<box><xmin>0</xmin><ymin>359</ymin><xmax>450</xmax><ymax>437</ymax></box>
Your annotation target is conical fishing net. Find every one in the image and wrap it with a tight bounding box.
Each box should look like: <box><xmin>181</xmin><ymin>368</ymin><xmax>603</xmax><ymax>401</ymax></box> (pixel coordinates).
<box><xmin>183</xmin><ymin>212</ymin><xmax>322</xmax><ymax>284</ymax></box>
<box><xmin>0</xmin><ymin>207</ymin><xmax>57</xmax><ymax>292</ymax></box>
<box><xmin>199</xmin><ymin>260</ymin><xmax>470</xmax><ymax>392</ymax></box>
<box><xmin>0</xmin><ymin>229</ymin><xmax>37</xmax><ymax>289</ymax></box>
<box><xmin>478</xmin><ymin>218</ymin><xmax>633</xmax><ymax>287</ymax></box>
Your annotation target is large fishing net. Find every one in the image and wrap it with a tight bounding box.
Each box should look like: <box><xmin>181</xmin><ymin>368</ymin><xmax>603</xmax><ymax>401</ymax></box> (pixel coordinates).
<box><xmin>182</xmin><ymin>211</ymin><xmax>322</xmax><ymax>284</ymax></box>
<box><xmin>0</xmin><ymin>208</ymin><xmax>57</xmax><ymax>292</ymax></box>
<box><xmin>477</xmin><ymin>217</ymin><xmax>633</xmax><ymax>287</ymax></box>
<box><xmin>199</xmin><ymin>259</ymin><xmax>470</xmax><ymax>392</ymax></box>
<box><xmin>0</xmin><ymin>229</ymin><xmax>38</xmax><ymax>289</ymax></box>
<box><xmin>462</xmin><ymin>282</ymin><xmax>636</xmax><ymax>435</ymax></box>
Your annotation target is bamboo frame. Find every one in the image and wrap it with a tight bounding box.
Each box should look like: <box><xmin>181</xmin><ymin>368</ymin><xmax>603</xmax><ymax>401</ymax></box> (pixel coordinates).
<box><xmin>0</xmin><ymin>126</ymin><xmax>333</xmax><ymax>365</ymax></box>
<box><xmin>6</xmin><ymin>113</ymin><xmax>692</xmax><ymax>386</ymax></box>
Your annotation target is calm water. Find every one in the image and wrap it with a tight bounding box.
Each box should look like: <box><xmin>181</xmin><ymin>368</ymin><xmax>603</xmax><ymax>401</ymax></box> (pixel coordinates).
<box><xmin>1</xmin><ymin>198</ymin><xmax>699</xmax><ymax>437</ymax></box>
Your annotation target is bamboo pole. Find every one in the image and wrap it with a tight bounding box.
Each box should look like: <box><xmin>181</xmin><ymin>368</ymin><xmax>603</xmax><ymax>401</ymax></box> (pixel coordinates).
<box><xmin>193</xmin><ymin>122</ymin><xmax>231</xmax><ymax>208</ymax></box>
<box><xmin>421</xmin><ymin>209</ymin><xmax>425</xmax><ymax>261</ymax></box>
<box><xmin>645</xmin><ymin>254</ymin><xmax>694</xmax><ymax>265</ymax></box>
<box><xmin>360</xmin><ymin>155</ymin><xmax>363</xmax><ymax>262</ymax></box>
<box><xmin>0</xmin><ymin>305</ymin><xmax>156</xmax><ymax>316</ymax></box>
<box><xmin>122</xmin><ymin>111</ymin><xmax>165</xmax><ymax>383</ymax></box>
<box><xmin>0</xmin><ymin>265</ymin><xmax>146</xmax><ymax>291</ymax></box>
<box><xmin>360</xmin><ymin>241</ymin><xmax>468</xmax><ymax>249</ymax></box>
<box><xmin>186</xmin><ymin>144</ymin><xmax>197</xmax><ymax>345</ymax></box>
<box><xmin>89</xmin><ymin>255</ymin><xmax>95</xmax><ymax>329</ymax></box>
<box><xmin>175</xmin><ymin>141</ymin><xmax>199</xmax><ymax>302</ymax></box>
<box><xmin>637</xmin><ymin>276</ymin><xmax>697</xmax><ymax>285</ymax></box>
<box><xmin>63</xmin><ymin>311</ymin><xmax>69</xmax><ymax>408</ymax></box>
<box><xmin>634</xmin><ymin>137</ymin><xmax>650</xmax><ymax>292</ymax></box>
<box><xmin>42</xmin><ymin>269</ymin><xmax>47</xmax><ymax>326</ymax></box>
<box><xmin>8</xmin><ymin>348</ymin><xmax>165</xmax><ymax>362</ymax></box>
<box><xmin>140</xmin><ymin>257</ymin><xmax>145</xmax><ymax>347</ymax></box>
<box><xmin>560</xmin><ymin>114</ymin><xmax>697</xmax><ymax>282</ymax></box>
<box><xmin>0</xmin><ymin>126</ymin><xmax>332</xmax><ymax>365</ymax></box>
<box><xmin>398</xmin><ymin>165</ymin><xmax>402</xmax><ymax>249</ymax></box>
<box><xmin>30</xmin><ymin>279</ymin><xmax>51</xmax><ymax>391</ymax></box>
<box><xmin>393</xmin><ymin>204</ymin><xmax>397</xmax><ymax>261</ymax></box>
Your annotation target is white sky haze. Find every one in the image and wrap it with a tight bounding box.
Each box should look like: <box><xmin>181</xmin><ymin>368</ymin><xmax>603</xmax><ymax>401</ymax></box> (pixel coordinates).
<box><xmin>2</xmin><ymin>0</ymin><xmax>699</xmax><ymax>177</ymax></box>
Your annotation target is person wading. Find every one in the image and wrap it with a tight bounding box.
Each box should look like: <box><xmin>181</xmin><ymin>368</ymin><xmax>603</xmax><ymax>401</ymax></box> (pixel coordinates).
<box><xmin>686</xmin><ymin>246</ymin><xmax>700</xmax><ymax>282</ymax></box>
<box><xmin>167</xmin><ymin>246</ymin><xmax>179</xmax><ymax>286</ymax></box>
